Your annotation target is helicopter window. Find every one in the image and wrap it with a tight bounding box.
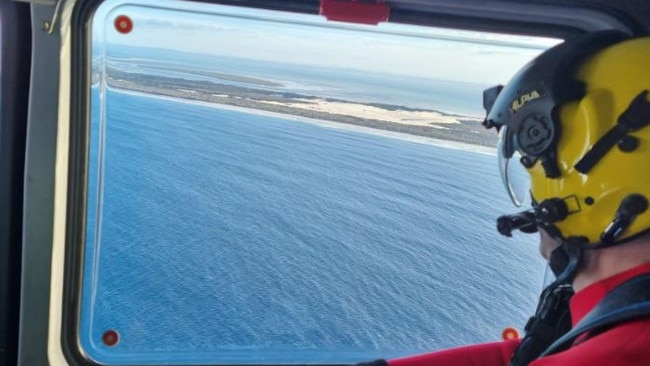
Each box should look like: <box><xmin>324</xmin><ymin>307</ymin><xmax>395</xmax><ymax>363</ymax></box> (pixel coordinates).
<box><xmin>81</xmin><ymin>0</ymin><xmax>559</xmax><ymax>364</ymax></box>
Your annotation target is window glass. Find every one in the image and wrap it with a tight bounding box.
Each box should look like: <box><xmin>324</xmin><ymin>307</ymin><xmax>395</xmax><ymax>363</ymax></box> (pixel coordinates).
<box><xmin>84</xmin><ymin>0</ymin><xmax>559</xmax><ymax>363</ymax></box>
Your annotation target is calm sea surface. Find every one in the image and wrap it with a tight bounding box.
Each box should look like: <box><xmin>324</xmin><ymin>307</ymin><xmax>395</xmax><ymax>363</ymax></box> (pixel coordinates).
<box><xmin>81</xmin><ymin>87</ymin><xmax>545</xmax><ymax>364</ymax></box>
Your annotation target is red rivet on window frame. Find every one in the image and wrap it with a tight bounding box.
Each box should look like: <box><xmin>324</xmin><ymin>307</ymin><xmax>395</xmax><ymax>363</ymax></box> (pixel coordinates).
<box><xmin>102</xmin><ymin>329</ymin><xmax>120</xmax><ymax>346</ymax></box>
<box><xmin>114</xmin><ymin>15</ymin><xmax>133</xmax><ymax>34</ymax></box>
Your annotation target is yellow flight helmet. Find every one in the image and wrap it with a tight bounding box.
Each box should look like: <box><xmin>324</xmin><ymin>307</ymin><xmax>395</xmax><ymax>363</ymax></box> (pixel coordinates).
<box><xmin>483</xmin><ymin>31</ymin><xmax>650</xmax><ymax>247</ymax></box>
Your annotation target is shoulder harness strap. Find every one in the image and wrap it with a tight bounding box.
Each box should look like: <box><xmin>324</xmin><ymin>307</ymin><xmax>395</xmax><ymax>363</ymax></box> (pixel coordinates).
<box><xmin>540</xmin><ymin>272</ymin><xmax>650</xmax><ymax>357</ymax></box>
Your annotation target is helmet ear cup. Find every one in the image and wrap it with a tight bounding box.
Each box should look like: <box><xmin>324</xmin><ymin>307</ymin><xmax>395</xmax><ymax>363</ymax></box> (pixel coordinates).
<box><xmin>517</xmin><ymin>114</ymin><xmax>555</xmax><ymax>156</ymax></box>
<box><xmin>518</xmin><ymin>112</ymin><xmax>561</xmax><ymax>178</ymax></box>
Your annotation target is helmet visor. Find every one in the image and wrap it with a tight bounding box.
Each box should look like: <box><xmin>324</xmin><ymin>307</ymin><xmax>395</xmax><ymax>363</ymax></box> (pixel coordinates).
<box><xmin>497</xmin><ymin>126</ymin><xmax>531</xmax><ymax>207</ymax></box>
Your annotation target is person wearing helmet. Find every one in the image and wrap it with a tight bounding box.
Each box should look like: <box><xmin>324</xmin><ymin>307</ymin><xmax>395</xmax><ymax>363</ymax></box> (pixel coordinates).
<box><xmin>358</xmin><ymin>30</ymin><xmax>650</xmax><ymax>366</ymax></box>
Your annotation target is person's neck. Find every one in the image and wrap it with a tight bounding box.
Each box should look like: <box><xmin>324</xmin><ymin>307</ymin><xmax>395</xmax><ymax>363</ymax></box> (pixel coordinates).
<box><xmin>572</xmin><ymin>236</ymin><xmax>650</xmax><ymax>292</ymax></box>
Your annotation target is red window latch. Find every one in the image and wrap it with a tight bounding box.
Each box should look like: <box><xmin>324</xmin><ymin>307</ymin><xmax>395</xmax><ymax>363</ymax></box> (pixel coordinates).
<box><xmin>320</xmin><ymin>0</ymin><xmax>390</xmax><ymax>25</ymax></box>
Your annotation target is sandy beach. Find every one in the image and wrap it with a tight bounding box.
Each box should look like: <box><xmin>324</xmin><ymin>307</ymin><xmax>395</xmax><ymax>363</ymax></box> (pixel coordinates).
<box><xmin>258</xmin><ymin>98</ymin><xmax>462</xmax><ymax>127</ymax></box>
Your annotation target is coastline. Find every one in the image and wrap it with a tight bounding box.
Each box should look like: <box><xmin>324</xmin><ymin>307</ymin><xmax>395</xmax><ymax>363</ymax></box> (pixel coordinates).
<box><xmin>108</xmin><ymin>86</ymin><xmax>497</xmax><ymax>156</ymax></box>
<box><xmin>103</xmin><ymin>67</ymin><xmax>498</xmax><ymax>149</ymax></box>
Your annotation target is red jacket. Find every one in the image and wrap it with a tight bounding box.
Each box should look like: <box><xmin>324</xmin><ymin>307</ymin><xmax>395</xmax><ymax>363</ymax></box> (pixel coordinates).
<box><xmin>389</xmin><ymin>263</ymin><xmax>650</xmax><ymax>366</ymax></box>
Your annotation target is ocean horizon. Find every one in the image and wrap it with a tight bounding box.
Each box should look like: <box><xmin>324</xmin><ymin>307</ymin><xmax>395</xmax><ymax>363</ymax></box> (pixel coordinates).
<box><xmin>101</xmin><ymin>47</ymin><xmax>491</xmax><ymax>118</ymax></box>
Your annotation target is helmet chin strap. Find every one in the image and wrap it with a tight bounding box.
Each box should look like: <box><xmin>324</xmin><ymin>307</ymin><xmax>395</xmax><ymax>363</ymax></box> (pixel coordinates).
<box><xmin>549</xmin><ymin>242</ymin><xmax>583</xmax><ymax>282</ymax></box>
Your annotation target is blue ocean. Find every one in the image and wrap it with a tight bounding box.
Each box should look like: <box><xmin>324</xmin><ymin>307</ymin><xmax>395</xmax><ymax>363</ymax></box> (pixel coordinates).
<box><xmin>81</xmin><ymin>85</ymin><xmax>546</xmax><ymax>364</ymax></box>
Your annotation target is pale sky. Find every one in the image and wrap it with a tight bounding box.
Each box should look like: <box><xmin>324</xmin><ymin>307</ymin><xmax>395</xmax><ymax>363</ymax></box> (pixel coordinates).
<box><xmin>92</xmin><ymin>0</ymin><xmax>561</xmax><ymax>85</ymax></box>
